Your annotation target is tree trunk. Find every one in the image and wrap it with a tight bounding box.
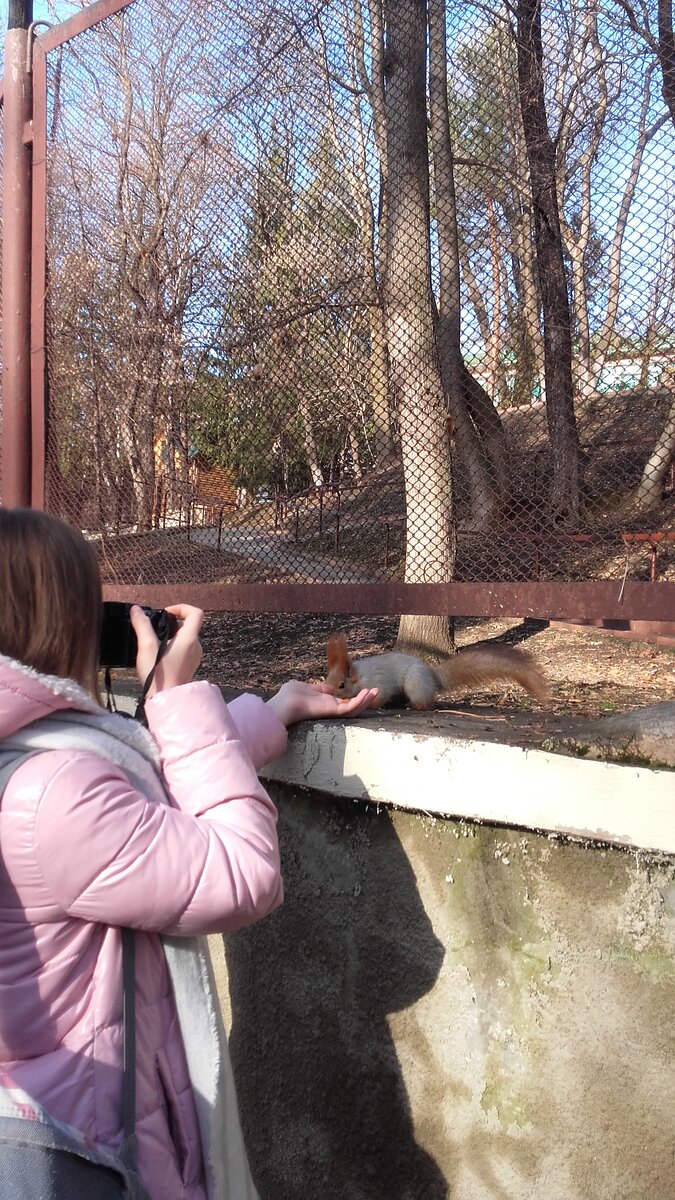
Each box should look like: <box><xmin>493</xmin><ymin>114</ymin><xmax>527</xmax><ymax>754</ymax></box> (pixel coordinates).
<box><xmin>657</xmin><ymin>0</ymin><xmax>675</xmax><ymax>126</ymax></box>
<box><xmin>511</xmin><ymin>123</ymin><xmax>546</xmax><ymax>404</ymax></box>
<box><xmin>635</xmin><ymin>395</ymin><xmax>675</xmax><ymax>510</ymax></box>
<box><xmin>516</xmin><ymin>0</ymin><xmax>583</xmax><ymax>526</ymax></box>
<box><xmin>383</xmin><ymin>0</ymin><xmax>454</xmax><ymax>656</ymax></box>
<box><xmin>347</xmin><ymin>424</ymin><xmax>363</xmax><ymax>481</ymax></box>
<box><xmin>428</xmin><ymin>0</ymin><xmax>505</xmax><ymax>534</ymax></box>
<box><xmin>365</xmin><ymin>0</ymin><xmax>394</xmax><ymax>463</ymax></box>
<box><xmin>460</xmin><ymin>364</ymin><xmax>509</xmax><ymax>509</ymax></box>
<box><xmin>297</xmin><ymin>392</ymin><xmax>324</xmax><ymax>489</ymax></box>
<box><xmin>368</xmin><ymin>295</ymin><xmax>394</xmax><ymax>461</ymax></box>
<box><xmin>125</xmin><ymin>408</ymin><xmax>155</xmax><ymax>530</ymax></box>
<box><xmin>486</xmin><ymin>197</ymin><xmax>508</xmax><ymax>404</ymax></box>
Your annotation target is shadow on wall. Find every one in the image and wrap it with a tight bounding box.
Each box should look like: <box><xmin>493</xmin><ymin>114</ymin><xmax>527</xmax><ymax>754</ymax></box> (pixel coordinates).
<box><xmin>224</xmin><ymin>780</ymin><xmax>448</xmax><ymax>1200</ymax></box>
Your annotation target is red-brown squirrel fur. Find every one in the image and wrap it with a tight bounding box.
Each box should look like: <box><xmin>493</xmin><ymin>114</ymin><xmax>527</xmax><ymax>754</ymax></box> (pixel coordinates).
<box><xmin>325</xmin><ymin>632</ymin><xmax>548</xmax><ymax>710</ymax></box>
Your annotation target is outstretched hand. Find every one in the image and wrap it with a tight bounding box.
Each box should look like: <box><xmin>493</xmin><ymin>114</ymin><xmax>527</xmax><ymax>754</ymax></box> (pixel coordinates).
<box><xmin>266</xmin><ymin>679</ymin><xmax>379</xmax><ymax>727</ymax></box>
<box><xmin>130</xmin><ymin>603</ymin><xmax>204</xmax><ymax>698</ymax></box>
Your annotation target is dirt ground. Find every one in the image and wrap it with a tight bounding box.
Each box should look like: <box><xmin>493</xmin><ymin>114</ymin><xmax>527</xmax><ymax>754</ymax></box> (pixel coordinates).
<box><xmin>195</xmin><ymin>611</ymin><xmax>675</xmax><ymax>720</ymax></box>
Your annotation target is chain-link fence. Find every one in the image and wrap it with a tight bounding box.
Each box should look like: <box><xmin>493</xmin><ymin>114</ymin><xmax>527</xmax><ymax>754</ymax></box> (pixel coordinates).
<box><xmin>12</xmin><ymin>0</ymin><xmax>675</xmax><ymax>597</ymax></box>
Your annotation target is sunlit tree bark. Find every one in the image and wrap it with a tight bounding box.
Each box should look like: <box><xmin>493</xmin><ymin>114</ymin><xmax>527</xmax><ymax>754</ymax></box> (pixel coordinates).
<box><xmin>383</xmin><ymin>0</ymin><xmax>454</xmax><ymax>655</ymax></box>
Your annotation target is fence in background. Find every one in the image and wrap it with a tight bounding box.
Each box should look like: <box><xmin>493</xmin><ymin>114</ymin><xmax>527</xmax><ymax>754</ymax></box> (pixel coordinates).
<box><xmin>2</xmin><ymin>0</ymin><xmax>675</xmax><ymax>621</ymax></box>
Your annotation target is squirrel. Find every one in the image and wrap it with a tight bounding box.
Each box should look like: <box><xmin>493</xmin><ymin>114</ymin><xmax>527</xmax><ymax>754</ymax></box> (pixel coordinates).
<box><xmin>325</xmin><ymin>631</ymin><xmax>548</xmax><ymax>710</ymax></box>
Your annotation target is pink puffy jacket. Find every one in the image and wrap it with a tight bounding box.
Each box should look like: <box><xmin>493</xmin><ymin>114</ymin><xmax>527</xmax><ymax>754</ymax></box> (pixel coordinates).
<box><xmin>0</xmin><ymin>656</ymin><xmax>288</xmax><ymax>1199</ymax></box>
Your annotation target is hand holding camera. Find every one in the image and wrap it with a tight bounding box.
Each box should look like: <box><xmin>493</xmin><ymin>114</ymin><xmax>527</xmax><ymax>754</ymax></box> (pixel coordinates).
<box><xmin>130</xmin><ymin>604</ymin><xmax>204</xmax><ymax>699</ymax></box>
<box><xmin>100</xmin><ymin>601</ymin><xmax>204</xmax><ymax>707</ymax></box>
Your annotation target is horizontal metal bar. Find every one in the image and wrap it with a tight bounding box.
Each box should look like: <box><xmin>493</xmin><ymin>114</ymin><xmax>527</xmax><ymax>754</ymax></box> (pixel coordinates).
<box><xmin>621</xmin><ymin>531</ymin><xmax>675</xmax><ymax>543</ymax></box>
<box><xmin>36</xmin><ymin>0</ymin><xmax>135</xmax><ymax>52</ymax></box>
<box><xmin>101</xmin><ymin>580</ymin><xmax>675</xmax><ymax>620</ymax></box>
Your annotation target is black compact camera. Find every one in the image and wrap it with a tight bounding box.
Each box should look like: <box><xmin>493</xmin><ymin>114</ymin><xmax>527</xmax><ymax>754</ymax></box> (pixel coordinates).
<box><xmin>99</xmin><ymin>602</ymin><xmax>178</xmax><ymax>668</ymax></box>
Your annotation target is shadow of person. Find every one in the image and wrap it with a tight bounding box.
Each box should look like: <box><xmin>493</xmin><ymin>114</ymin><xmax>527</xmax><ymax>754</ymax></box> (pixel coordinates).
<box><xmin>467</xmin><ymin>618</ymin><xmax>549</xmax><ymax>649</ymax></box>
<box><xmin>224</xmin><ymin>781</ymin><xmax>449</xmax><ymax>1200</ymax></box>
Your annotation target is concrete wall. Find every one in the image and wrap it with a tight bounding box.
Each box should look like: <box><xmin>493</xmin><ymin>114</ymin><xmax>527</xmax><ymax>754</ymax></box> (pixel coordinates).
<box><xmin>211</xmin><ymin>785</ymin><xmax>675</xmax><ymax>1200</ymax></box>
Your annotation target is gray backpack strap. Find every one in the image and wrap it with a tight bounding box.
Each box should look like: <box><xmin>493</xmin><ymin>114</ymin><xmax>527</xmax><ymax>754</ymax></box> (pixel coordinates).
<box><xmin>120</xmin><ymin>926</ymin><xmax>139</xmax><ymax>1172</ymax></box>
<box><xmin>0</xmin><ymin>751</ymin><xmax>39</xmax><ymax>798</ymax></box>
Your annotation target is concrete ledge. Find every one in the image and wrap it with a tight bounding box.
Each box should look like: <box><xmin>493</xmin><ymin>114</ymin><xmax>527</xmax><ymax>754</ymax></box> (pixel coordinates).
<box><xmin>261</xmin><ymin>718</ymin><xmax>675</xmax><ymax>856</ymax></box>
<box><xmin>107</xmin><ymin>681</ymin><xmax>674</xmax><ymax>856</ymax></box>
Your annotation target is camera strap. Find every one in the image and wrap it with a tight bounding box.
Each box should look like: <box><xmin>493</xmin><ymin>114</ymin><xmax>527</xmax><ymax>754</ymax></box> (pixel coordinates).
<box><xmin>103</xmin><ymin>667</ymin><xmax>122</xmax><ymax>716</ymax></box>
<box><xmin>133</xmin><ymin>631</ymin><xmax>172</xmax><ymax>725</ymax></box>
<box><xmin>103</xmin><ymin>631</ymin><xmax>172</xmax><ymax>728</ymax></box>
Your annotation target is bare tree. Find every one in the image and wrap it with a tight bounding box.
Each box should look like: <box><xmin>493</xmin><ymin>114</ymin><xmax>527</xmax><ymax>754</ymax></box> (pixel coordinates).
<box><xmin>635</xmin><ymin>205</ymin><xmax>675</xmax><ymax>508</ymax></box>
<box><xmin>553</xmin><ymin>2</ymin><xmax>669</xmax><ymax>394</ymax></box>
<box><xmin>448</xmin><ymin>20</ymin><xmax>546</xmax><ymax>409</ymax></box>
<box><xmin>428</xmin><ymin>0</ymin><xmax>508</xmax><ymax>531</ymax></box>
<box><xmin>312</xmin><ymin>0</ymin><xmax>394</xmax><ymax>464</ymax></box>
<box><xmin>602</xmin><ymin>0</ymin><xmax>675</xmax><ymax>508</ymax></box>
<box><xmin>48</xmin><ymin>4</ymin><xmax>235</xmax><ymax>530</ymax></box>
<box><xmin>613</xmin><ymin>0</ymin><xmax>675</xmax><ymax>126</ymax></box>
<box><xmin>515</xmin><ymin>0</ymin><xmax>583</xmax><ymax>526</ymax></box>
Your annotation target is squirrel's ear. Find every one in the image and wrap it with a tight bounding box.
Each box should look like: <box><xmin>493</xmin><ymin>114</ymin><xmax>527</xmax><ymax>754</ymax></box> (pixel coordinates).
<box><xmin>327</xmin><ymin>632</ymin><xmax>349</xmax><ymax>670</ymax></box>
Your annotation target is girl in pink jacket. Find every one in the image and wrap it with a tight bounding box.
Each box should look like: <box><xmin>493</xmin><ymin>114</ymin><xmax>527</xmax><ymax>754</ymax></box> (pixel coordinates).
<box><xmin>0</xmin><ymin>507</ymin><xmax>377</xmax><ymax>1200</ymax></box>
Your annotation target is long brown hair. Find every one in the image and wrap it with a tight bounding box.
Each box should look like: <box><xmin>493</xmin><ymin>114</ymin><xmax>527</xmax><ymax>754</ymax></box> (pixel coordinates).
<box><xmin>0</xmin><ymin>507</ymin><xmax>102</xmax><ymax>696</ymax></box>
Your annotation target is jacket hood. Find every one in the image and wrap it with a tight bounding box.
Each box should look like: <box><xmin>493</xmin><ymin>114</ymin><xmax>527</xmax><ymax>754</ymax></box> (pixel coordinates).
<box><xmin>0</xmin><ymin>654</ymin><xmax>101</xmax><ymax>742</ymax></box>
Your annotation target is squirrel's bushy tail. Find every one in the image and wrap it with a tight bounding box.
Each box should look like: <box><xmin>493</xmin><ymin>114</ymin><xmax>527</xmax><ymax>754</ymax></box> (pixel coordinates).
<box><xmin>435</xmin><ymin>645</ymin><xmax>548</xmax><ymax>702</ymax></box>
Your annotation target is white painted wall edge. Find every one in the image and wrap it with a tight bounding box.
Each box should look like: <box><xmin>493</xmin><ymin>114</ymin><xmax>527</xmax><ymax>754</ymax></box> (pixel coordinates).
<box><xmin>261</xmin><ymin>722</ymin><xmax>675</xmax><ymax>856</ymax></box>
<box><xmin>109</xmin><ymin>685</ymin><xmax>674</xmax><ymax>855</ymax></box>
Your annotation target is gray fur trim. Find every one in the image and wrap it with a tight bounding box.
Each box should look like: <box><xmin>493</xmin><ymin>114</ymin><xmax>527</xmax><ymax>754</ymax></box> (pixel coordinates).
<box><xmin>0</xmin><ymin>654</ymin><xmax>160</xmax><ymax>767</ymax></box>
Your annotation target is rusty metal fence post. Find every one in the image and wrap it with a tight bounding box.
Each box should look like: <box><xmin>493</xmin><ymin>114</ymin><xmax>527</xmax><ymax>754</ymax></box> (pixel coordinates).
<box><xmin>1</xmin><ymin>8</ymin><xmax>32</xmax><ymax>507</ymax></box>
<box><xmin>2</xmin><ymin>0</ymin><xmax>136</xmax><ymax>512</ymax></box>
